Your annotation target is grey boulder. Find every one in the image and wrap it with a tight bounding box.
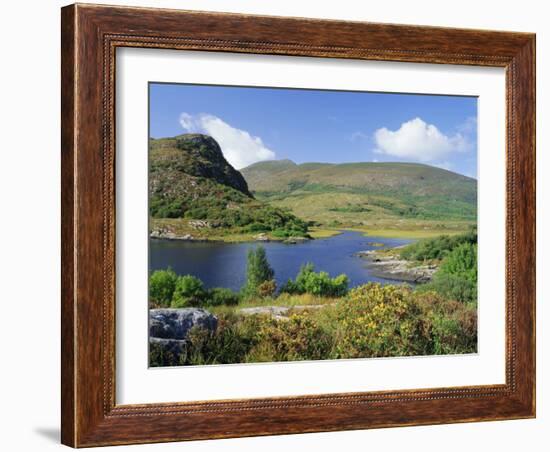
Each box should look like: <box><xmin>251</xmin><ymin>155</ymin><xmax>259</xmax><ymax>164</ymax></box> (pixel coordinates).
<box><xmin>149</xmin><ymin>308</ymin><xmax>218</xmax><ymax>340</ymax></box>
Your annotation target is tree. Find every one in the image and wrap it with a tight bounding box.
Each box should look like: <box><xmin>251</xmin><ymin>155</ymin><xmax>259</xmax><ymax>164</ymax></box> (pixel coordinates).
<box><xmin>171</xmin><ymin>275</ymin><xmax>206</xmax><ymax>308</ymax></box>
<box><xmin>149</xmin><ymin>268</ymin><xmax>178</xmax><ymax>307</ymax></box>
<box><xmin>242</xmin><ymin>246</ymin><xmax>275</xmax><ymax>298</ymax></box>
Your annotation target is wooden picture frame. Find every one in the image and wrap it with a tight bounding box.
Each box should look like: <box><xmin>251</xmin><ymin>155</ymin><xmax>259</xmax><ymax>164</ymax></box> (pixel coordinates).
<box><xmin>61</xmin><ymin>3</ymin><xmax>535</xmax><ymax>447</ymax></box>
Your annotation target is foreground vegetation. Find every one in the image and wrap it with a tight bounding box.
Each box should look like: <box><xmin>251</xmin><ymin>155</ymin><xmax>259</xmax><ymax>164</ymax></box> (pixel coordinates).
<box><xmin>149</xmin><ymin>232</ymin><xmax>478</xmax><ymax>366</ymax></box>
<box><xmin>150</xmin><ymin>284</ymin><xmax>477</xmax><ymax>366</ymax></box>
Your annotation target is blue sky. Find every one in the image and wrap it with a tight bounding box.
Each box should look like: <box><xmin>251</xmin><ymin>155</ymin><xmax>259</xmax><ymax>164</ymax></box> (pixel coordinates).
<box><xmin>149</xmin><ymin>83</ymin><xmax>478</xmax><ymax>178</ymax></box>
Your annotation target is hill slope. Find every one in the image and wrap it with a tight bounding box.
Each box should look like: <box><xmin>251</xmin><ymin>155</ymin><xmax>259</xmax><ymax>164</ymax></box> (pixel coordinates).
<box><xmin>241</xmin><ymin>160</ymin><xmax>477</xmax><ymax>225</ymax></box>
<box><xmin>149</xmin><ymin>135</ymin><xmax>308</xmax><ymax>240</ymax></box>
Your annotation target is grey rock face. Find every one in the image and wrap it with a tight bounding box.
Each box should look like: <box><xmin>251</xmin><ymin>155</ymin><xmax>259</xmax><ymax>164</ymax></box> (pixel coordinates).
<box><xmin>174</xmin><ymin>133</ymin><xmax>252</xmax><ymax>197</ymax></box>
<box><xmin>149</xmin><ymin>337</ymin><xmax>188</xmax><ymax>357</ymax></box>
<box><xmin>149</xmin><ymin>308</ymin><xmax>218</xmax><ymax>340</ymax></box>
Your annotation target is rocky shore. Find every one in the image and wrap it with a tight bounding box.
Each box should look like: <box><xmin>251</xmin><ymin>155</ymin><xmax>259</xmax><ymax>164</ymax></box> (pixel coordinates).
<box><xmin>150</xmin><ymin>228</ymin><xmax>310</xmax><ymax>243</ymax></box>
<box><xmin>357</xmin><ymin>249</ymin><xmax>437</xmax><ymax>283</ymax></box>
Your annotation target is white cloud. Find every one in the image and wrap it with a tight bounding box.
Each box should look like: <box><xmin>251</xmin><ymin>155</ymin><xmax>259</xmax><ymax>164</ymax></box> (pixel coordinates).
<box><xmin>179</xmin><ymin>112</ymin><xmax>194</xmax><ymax>130</ymax></box>
<box><xmin>179</xmin><ymin>113</ymin><xmax>275</xmax><ymax>169</ymax></box>
<box><xmin>373</xmin><ymin>117</ymin><xmax>469</xmax><ymax>162</ymax></box>
<box><xmin>457</xmin><ymin>116</ymin><xmax>477</xmax><ymax>134</ymax></box>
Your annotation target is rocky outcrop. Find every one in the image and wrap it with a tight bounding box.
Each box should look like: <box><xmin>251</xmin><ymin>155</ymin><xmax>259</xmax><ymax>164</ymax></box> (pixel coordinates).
<box><xmin>150</xmin><ymin>227</ymin><xmax>194</xmax><ymax>240</ymax></box>
<box><xmin>174</xmin><ymin>134</ymin><xmax>251</xmax><ymax>196</ymax></box>
<box><xmin>150</xmin><ymin>133</ymin><xmax>251</xmax><ymax>198</ymax></box>
<box><xmin>358</xmin><ymin>250</ymin><xmax>437</xmax><ymax>283</ymax></box>
<box><xmin>149</xmin><ymin>337</ymin><xmax>188</xmax><ymax>357</ymax></box>
<box><xmin>239</xmin><ymin>304</ymin><xmax>327</xmax><ymax>321</ymax></box>
<box><xmin>149</xmin><ymin>308</ymin><xmax>218</xmax><ymax>364</ymax></box>
<box><xmin>149</xmin><ymin>308</ymin><xmax>218</xmax><ymax>340</ymax></box>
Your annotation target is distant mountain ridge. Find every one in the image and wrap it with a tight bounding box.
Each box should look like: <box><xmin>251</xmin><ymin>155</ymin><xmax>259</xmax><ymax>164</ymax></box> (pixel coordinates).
<box><xmin>242</xmin><ymin>160</ymin><xmax>475</xmax><ymax>199</ymax></box>
<box><xmin>241</xmin><ymin>160</ymin><xmax>477</xmax><ymax>222</ymax></box>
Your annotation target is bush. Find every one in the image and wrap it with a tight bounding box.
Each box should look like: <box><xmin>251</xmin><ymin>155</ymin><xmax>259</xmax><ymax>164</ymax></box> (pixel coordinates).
<box><xmin>419</xmin><ymin>242</ymin><xmax>478</xmax><ymax>303</ymax></box>
<box><xmin>176</xmin><ymin>313</ymin><xmax>261</xmax><ymax>365</ymax></box>
<box><xmin>149</xmin><ymin>268</ymin><xmax>178</xmax><ymax>307</ymax></box>
<box><xmin>252</xmin><ymin>314</ymin><xmax>334</xmax><ymax>362</ymax></box>
<box><xmin>333</xmin><ymin>284</ymin><xmax>432</xmax><ymax>358</ymax></box>
<box><xmin>281</xmin><ymin>263</ymin><xmax>348</xmax><ymax>297</ymax></box>
<box><xmin>279</xmin><ymin>278</ymin><xmax>301</xmax><ymax>294</ymax></box>
<box><xmin>439</xmin><ymin>242</ymin><xmax>477</xmax><ymax>282</ymax></box>
<box><xmin>400</xmin><ymin>229</ymin><xmax>477</xmax><ymax>261</ymax></box>
<box><xmin>150</xmin><ymin>270</ymin><xmax>244</xmax><ymax>308</ymax></box>
<box><xmin>241</xmin><ymin>246</ymin><xmax>275</xmax><ymax>298</ymax></box>
<box><xmin>257</xmin><ymin>279</ymin><xmax>277</xmax><ymax>297</ymax></box>
<box><xmin>415</xmin><ymin>293</ymin><xmax>477</xmax><ymax>354</ymax></box>
<box><xmin>171</xmin><ymin>275</ymin><xmax>206</xmax><ymax>307</ymax></box>
<box><xmin>420</xmin><ymin>273</ymin><xmax>477</xmax><ymax>304</ymax></box>
<box><xmin>149</xmin><ymin>198</ymin><xmax>184</xmax><ymax>219</ymax></box>
<box><xmin>206</xmin><ymin>287</ymin><xmax>240</xmax><ymax>306</ymax></box>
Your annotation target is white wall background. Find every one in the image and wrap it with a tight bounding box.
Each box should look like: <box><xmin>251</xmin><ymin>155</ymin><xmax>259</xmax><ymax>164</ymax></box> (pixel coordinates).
<box><xmin>0</xmin><ymin>1</ymin><xmax>545</xmax><ymax>450</ymax></box>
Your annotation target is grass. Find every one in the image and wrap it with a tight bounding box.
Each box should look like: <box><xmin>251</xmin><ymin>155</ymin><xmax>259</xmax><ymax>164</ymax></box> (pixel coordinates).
<box><xmin>152</xmin><ymin>217</ymin><xmax>474</xmax><ymax>242</ymax></box>
<box><xmin>208</xmin><ymin>293</ymin><xmax>339</xmax><ymax>316</ymax></box>
<box><xmin>354</xmin><ymin>227</ymin><xmax>469</xmax><ymax>239</ymax></box>
<box><xmin>308</xmin><ymin>227</ymin><xmax>342</xmax><ymax>239</ymax></box>
<box><xmin>256</xmin><ymin>188</ymin><xmax>476</xmax><ymax>224</ymax></box>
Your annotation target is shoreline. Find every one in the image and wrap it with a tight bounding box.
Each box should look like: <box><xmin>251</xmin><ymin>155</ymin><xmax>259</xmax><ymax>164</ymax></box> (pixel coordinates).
<box><xmin>357</xmin><ymin>248</ymin><xmax>436</xmax><ymax>283</ymax></box>
<box><xmin>149</xmin><ymin>226</ymin><xmax>450</xmax><ymax>243</ymax></box>
<box><xmin>149</xmin><ymin>230</ymin><xmax>312</xmax><ymax>244</ymax></box>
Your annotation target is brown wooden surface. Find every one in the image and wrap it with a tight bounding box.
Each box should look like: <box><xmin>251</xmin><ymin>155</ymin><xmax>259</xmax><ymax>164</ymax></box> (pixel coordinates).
<box><xmin>61</xmin><ymin>3</ymin><xmax>536</xmax><ymax>447</ymax></box>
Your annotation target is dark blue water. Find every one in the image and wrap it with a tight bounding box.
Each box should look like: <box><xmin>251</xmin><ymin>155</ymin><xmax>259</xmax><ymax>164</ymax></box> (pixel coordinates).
<box><xmin>149</xmin><ymin>230</ymin><xmax>411</xmax><ymax>291</ymax></box>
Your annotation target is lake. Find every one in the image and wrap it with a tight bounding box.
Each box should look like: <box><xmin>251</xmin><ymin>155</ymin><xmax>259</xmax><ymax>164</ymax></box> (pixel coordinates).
<box><xmin>150</xmin><ymin>230</ymin><xmax>412</xmax><ymax>291</ymax></box>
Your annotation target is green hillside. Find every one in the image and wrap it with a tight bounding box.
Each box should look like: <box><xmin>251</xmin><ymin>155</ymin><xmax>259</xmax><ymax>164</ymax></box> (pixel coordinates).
<box><xmin>241</xmin><ymin>160</ymin><xmax>477</xmax><ymax>236</ymax></box>
<box><xmin>149</xmin><ymin>135</ymin><xmax>477</xmax><ymax>241</ymax></box>
<box><xmin>149</xmin><ymin>134</ymin><xmax>308</xmax><ymax>241</ymax></box>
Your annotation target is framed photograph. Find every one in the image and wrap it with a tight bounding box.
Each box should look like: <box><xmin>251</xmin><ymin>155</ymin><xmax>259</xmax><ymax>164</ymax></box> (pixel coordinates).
<box><xmin>61</xmin><ymin>3</ymin><xmax>536</xmax><ymax>447</ymax></box>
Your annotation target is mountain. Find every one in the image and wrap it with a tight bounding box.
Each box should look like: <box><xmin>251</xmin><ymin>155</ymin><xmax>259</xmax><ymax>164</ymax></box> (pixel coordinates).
<box><xmin>151</xmin><ymin>133</ymin><xmax>251</xmax><ymax>198</ymax></box>
<box><xmin>149</xmin><ymin>134</ymin><xmax>308</xmax><ymax>238</ymax></box>
<box><xmin>241</xmin><ymin>160</ymin><xmax>477</xmax><ymax>223</ymax></box>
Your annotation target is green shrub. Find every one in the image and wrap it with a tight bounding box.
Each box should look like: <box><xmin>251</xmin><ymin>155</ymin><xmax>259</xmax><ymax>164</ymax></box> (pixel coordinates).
<box><xmin>400</xmin><ymin>229</ymin><xmax>477</xmax><ymax>261</ymax></box>
<box><xmin>149</xmin><ymin>268</ymin><xmax>178</xmax><ymax>307</ymax></box>
<box><xmin>171</xmin><ymin>275</ymin><xmax>206</xmax><ymax>307</ymax></box>
<box><xmin>439</xmin><ymin>242</ymin><xmax>477</xmax><ymax>282</ymax></box>
<box><xmin>206</xmin><ymin>287</ymin><xmax>240</xmax><ymax>306</ymax></box>
<box><xmin>178</xmin><ymin>313</ymin><xmax>261</xmax><ymax>365</ymax></box>
<box><xmin>420</xmin><ymin>273</ymin><xmax>477</xmax><ymax>304</ymax></box>
<box><xmin>415</xmin><ymin>293</ymin><xmax>477</xmax><ymax>354</ymax></box>
<box><xmin>279</xmin><ymin>278</ymin><xmax>301</xmax><ymax>294</ymax></box>
<box><xmin>241</xmin><ymin>246</ymin><xmax>275</xmax><ymax>298</ymax></box>
<box><xmin>149</xmin><ymin>198</ymin><xmax>184</xmax><ymax>218</ymax></box>
<box><xmin>419</xmin><ymin>242</ymin><xmax>478</xmax><ymax>303</ymax></box>
<box><xmin>281</xmin><ymin>263</ymin><xmax>348</xmax><ymax>297</ymax></box>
